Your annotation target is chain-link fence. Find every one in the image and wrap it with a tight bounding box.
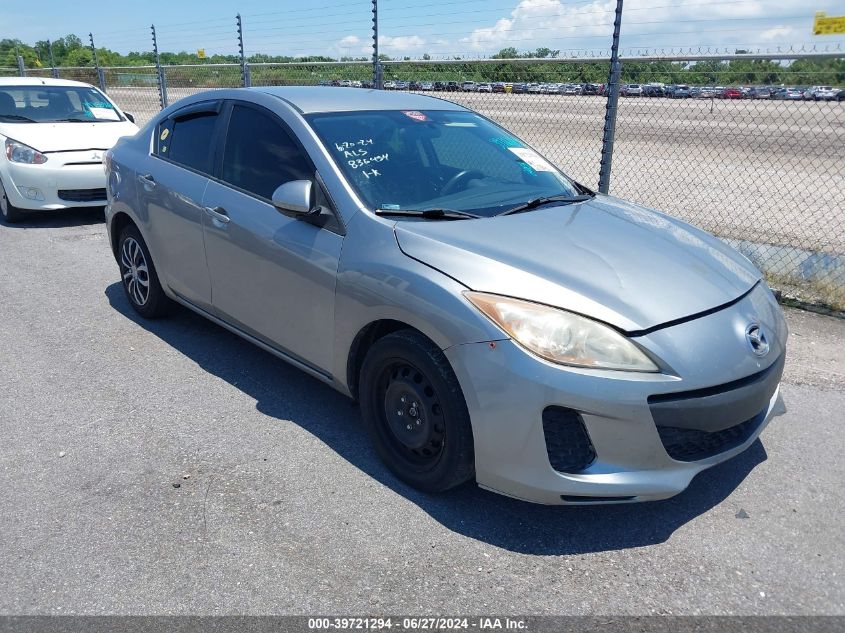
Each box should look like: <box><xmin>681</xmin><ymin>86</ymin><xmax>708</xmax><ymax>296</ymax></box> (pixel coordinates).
<box><xmin>6</xmin><ymin>54</ymin><xmax>845</xmax><ymax>310</ymax></box>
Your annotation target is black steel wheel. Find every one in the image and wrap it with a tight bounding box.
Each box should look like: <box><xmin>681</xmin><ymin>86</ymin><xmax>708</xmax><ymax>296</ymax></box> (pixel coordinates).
<box><xmin>359</xmin><ymin>330</ymin><xmax>474</xmax><ymax>492</ymax></box>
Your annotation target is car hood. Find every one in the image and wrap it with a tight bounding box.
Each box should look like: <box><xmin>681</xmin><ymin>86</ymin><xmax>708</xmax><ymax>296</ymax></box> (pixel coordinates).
<box><xmin>0</xmin><ymin>121</ymin><xmax>138</xmax><ymax>152</ymax></box>
<box><xmin>394</xmin><ymin>195</ymin><xmax>761</xmax><ymax>332</ymax></box>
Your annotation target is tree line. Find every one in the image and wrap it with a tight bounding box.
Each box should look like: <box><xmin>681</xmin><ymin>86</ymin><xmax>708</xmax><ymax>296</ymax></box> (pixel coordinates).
<box><xmin>2</xmin><ymin>36</ymin><xmax>843</xmax><ymax>87</ymax></box>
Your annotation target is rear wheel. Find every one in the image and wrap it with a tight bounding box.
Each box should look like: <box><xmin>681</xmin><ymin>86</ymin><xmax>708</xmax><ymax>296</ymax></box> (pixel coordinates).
<box><xmin>117</xmin><ymin>224</ymin><xmax>172</xmax><ymax>318</ymax></box>
<box><xmin>0</xmin><ymin>178</ymin><xmax>24</xmax><ymax>223</ymax></box>
<box><xmin>359</xmin><ymin>330</ymin><xmax>475</xmax><ymax>492</ymax></box>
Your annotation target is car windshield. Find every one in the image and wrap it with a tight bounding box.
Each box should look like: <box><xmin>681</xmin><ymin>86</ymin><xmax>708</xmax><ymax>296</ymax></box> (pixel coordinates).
<box><xmin>306</xmin><ymin>110</ymin><xmax>580</xmax><ymax>218</ymax></box>
<box><xmin>0</xmin><ymin>85</ymin><xmax>122</xmax><ymax>123</ymax></box>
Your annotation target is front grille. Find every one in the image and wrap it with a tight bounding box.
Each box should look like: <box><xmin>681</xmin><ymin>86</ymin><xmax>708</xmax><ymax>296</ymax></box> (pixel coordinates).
<box><xmin>542</xmin><ymin>406</ymin><xmax>596</xmax><ymax>473</ymax></box>
<box><xmin>657</xmin><ymin>411</ymin><xmax>765</xmax><ymax>462</ymax></box>
<box><xmin>58</xmin><ymin>188</ymin><xmax>107</xmax><ymax>202</ymax></box>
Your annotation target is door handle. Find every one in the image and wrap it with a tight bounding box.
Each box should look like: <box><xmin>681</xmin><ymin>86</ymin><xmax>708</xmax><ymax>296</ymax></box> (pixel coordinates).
<box><xmin>204</xmin><ymin>206</ymin><xmax>230</xmax><ymax>224</ymax></box>
<box><xmin>137</xmin><ymin>173</ymin><xmax>156</xmax><ymax>187</ymax></box>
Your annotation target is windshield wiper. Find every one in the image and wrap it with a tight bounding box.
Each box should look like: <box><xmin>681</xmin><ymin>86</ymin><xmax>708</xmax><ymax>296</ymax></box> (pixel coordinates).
<box><xmin>375</xmin><ymin>208</ymin><xmax>480</xmax><ymax>220</ymax></box>
<box><xmin>0</xmin><ymin>114</ymin><xmax>36</xmax><ymax>122</ymax></box>
<box><xmin>496</xmin><ymin>194</ymin><xmax>593</xmax><ymax>217</ymax></box>
<box><xmin>52</xmin><ymin>118</ymin><xmax>94</xmax><ymax>123</ymax></box>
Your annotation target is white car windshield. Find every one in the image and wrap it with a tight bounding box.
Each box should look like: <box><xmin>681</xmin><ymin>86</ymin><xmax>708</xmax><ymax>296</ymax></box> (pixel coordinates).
<box><xmin>0</xmin><ymin>85</ymin><xmax>123</xmax><ymax>123</ymax></box>
<box><xmin>307</xmin><ymin>110</ymin><xmax>581</xmax><ymax>218</ymax></box>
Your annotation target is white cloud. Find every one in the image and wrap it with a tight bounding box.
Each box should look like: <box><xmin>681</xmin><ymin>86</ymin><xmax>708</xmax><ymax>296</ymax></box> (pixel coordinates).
<box><xmin>759</xmin><ymin>26</ymin><xmax>794</xmax><ymax>41</ymax></box>
<box><xmin>456</xmin><ymin>0</ymin><xmax>837</xmax><ymax>54</ymax></box>
<box><xmin>378</xmin><ymin>35</ymin><xmax>427</xmax><ymax>53</ymax></box>
<box><xmin>338</xmin><ymin>35</ymin><xmax>361</xmax><ymax>48</ymax></box>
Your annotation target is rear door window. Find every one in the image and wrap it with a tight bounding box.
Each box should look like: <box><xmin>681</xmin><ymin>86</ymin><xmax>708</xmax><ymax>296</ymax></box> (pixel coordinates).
<box><xmin>156</xmin><ymin>107</ymin><xmax>220</xmax><ymax>175</ymax></box>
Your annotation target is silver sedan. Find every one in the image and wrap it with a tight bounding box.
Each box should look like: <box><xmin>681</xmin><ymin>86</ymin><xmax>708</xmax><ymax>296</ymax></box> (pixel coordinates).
<box><xmin>104</xmin><ymin>87</ymin><xmax>787</xmax><ymax>504</ymax></box>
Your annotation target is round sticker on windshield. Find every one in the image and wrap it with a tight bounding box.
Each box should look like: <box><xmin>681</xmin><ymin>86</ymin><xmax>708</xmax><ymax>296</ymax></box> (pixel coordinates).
<box><xmin>160</xmin><ymin>128</ymin><xmax>170</xmax><ymax>141</ymax></box>
<box><xmin>402</xmin><ymin>110</ymin><xmax>428</xmax><ymax>122</ymax></box>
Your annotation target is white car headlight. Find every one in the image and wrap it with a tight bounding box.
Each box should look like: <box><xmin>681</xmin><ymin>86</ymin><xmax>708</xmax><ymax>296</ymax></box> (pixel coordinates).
<box><xmin>465</xmin><ymin>291</ymin><xmax>659</xmax><ymax>372</ymax></box>
<box><xmin>5</xmin><ymin>138</ymin><xmax>48</xmax><ymax>164</ymax></box>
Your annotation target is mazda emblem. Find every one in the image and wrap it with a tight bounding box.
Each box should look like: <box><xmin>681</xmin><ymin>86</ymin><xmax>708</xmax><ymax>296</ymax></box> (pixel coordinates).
<box><xmin>745</xmin><ymin>324</ymin><xmax>769</xmax><ymax>356</ymax></box>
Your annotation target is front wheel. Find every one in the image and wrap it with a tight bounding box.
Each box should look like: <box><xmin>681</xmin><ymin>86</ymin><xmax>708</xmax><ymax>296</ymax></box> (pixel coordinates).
<box><xmin>0</xmin><ymin>178</ymin><xmax>24</xmax><ymax>223</ymax></box>
<box><xmin>359</xmin><ymin>330</ymin><xmax>475</xmax><ymax>492</ymax></box>
<box><xmin>117</xmin><ymin>224</ymin><xmax>172</xmax><ymax>319</ymax></box>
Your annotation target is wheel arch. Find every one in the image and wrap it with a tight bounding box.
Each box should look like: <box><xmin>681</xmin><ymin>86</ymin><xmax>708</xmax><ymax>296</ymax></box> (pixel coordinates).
<box><xmin>346</xmin><ymin>319</ymin><xmax>436</xmax><ymax>401</ymax></box>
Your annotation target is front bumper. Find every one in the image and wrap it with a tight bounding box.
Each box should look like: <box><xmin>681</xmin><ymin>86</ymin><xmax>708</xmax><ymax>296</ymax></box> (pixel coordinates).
<box><xmin>444</xmin><ymin>283</ymin><xmax>787</xmax><ymax>505</ymax></box>
<box><xmin>2</xmin><ymin>151</ymin><xmax>107</xmax><ymax>212</ymax></box>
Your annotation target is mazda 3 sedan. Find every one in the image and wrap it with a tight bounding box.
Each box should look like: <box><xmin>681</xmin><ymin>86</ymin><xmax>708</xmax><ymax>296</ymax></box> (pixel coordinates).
<box><xmin>0</xmin><ymin>77</ymin><xmax>138</xmax><ymax>222</ymax></box>
<box><xmin>104</xmin><ymin>87</ymin><xmax>787</xmax><ymax>504</ymax></box>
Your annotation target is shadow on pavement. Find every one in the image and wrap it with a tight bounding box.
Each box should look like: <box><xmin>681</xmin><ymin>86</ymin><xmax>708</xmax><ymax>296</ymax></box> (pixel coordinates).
<box><xmin>105</xmin><ymin>282</ymin><xmax>768</xmax><ymax>556</ymax></box>
<box><xmin>0</xmin><ymin>207</ymin><xmax>104</xmax><ymax>229</ymax></box>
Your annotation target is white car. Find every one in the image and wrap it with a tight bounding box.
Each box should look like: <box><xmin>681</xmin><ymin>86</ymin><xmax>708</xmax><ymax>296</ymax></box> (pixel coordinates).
<box><xmin>0</xmin><ymin>77</ymin><xmax>138</xmax><ymax>223</ymax></box>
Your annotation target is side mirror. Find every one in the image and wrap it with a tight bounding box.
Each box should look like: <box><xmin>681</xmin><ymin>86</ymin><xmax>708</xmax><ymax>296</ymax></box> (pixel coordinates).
<box><xmin>271</xmin><ymin>180</ymin><xmax>317</xmax><ymax>217</ymax></box>
<box><xmin>124</xmin><ymin>112</ymin><xmax>136</xmax><ymax>124</ymax></box>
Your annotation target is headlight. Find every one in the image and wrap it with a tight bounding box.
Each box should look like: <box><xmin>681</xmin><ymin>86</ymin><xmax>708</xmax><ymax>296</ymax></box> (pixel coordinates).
<box><xmin>5</xmin><ymin>138</ymin><xmax>48</xmax><ymax>164</ymax></box>
<box><xmin>465</xmin><ymin>291</ymin><xmax>659</xmax><ymax>372</ymax></box>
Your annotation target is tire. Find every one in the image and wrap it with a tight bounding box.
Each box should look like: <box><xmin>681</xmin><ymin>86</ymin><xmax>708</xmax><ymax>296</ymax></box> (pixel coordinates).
<box><xmin>117</xmin><ymin>223</ymin><xmax>172</xmax><ymax>319</ymax></box>
<box><xmin>0</xmin><ymin>178</ymin><xmax>24</xmax><ymax>223</ymax></box>
<box><xmin>359</xmin><ymin>329</ymin><xmax>475</xmax><ymax>492</ymax></box>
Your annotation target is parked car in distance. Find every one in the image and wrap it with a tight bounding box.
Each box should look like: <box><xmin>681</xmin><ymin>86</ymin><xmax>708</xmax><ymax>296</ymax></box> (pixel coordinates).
<box><xmin>561</xmin><ymin>84</ymin><xmax>582</xmax><ymax>96</ymax></box>
<box><xmin>772</xmin><ymin>87</ymin><xmax>804</xmax><ymax>100</ymax></box>
<box><xmin>670</xmin><ymin>85</ymin><xmax>691</xmax><ymax>98</ymax></box>
<box><xmin>445</xmin><ymin>81</ymin><xmax>460</xmax><ymax>92</ymax></box>
<box><xmin>511</xmin><ymin>82</ymin><xmax>528</xmax><ymax>94</ymax></box>
<box><xmin>622</xmin><ymin>84</ymin><xmax>643</xmax><ymax>96</ymax></box>
<box><xmin>527</xmin><ymin>83</ymin><xmax>543</xmax><ymax>94</ymax></box>
<box><xmin>0</xmin><ymin>77</ymin><xmax>138</xmax><ymax>223</ymax></box>
<box><xmin>408</xmin><ymin>81</ymin><xmax>423</xmax><ymax>91</ymax></box>
<box><xmin>721</xmin><ymin>87</ymin><xmax>742</xmax><ymax>99</ymax></box>
<box><xmin>581</xmin><ymin>83</ymin><xmax>603</xmax><ymax>95</ymax></box>
<box><xmin>492</xmin><ymin>82</ymin><xmax>506</xmax><ymax>93</ymax></box>
<box><xmin>104</xmin><ymin>86</ymin><xmax>787</xmax><ymax>505</ymax></box>
<box><xmin>643</xmin><ymin>85</ymin><xmax>665</xmax><ymax>97</ymax></box>
<box><xmin>807</xmin><ymin>86</ymin><xmax>838</xmax><ymax>100</ymax></box>
<box><xmin>461</xmin><ymin>81</ymin><xmax>477</xmax><ymax>92</ymax></box>
<box><xmin>420</xmin><ymin>82</ymin><xmax>434</xmax><ymax>91</ymax></box>
<box><xmin>747</xmin><ymin>86</ymin><xmax>771</xmax><ymax>99</ymax></box>
<box><xmin>477</xmin><ymin>83</ymin><xmax>493</xmax><ymax>93</ymax></box>
<box><xmin>383</xmin><ymin>80</ymin><xmax>396</xmax><ymax>90</ymax></box>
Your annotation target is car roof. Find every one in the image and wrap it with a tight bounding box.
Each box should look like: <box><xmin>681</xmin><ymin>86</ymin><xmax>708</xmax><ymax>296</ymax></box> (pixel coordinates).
<box><xmin>249</xmin><ymin>86</ymin><xmax>466</xmax><ymax>114</ymax></box>
<box><xmin>0</xmin><ymin>77</ymin><xmax>96</xmax><ymax>88</ymax></box>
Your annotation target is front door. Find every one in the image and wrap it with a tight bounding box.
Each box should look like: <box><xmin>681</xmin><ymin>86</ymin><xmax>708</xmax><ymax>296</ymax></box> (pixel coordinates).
<box><xmin>202</xmin><ymin>102</ymin><xmax>343</xmax><ymax>375</ymax></box>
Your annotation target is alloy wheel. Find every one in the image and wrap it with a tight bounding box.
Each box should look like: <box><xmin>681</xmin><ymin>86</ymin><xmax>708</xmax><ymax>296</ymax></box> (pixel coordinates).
<box><xmin>120</xmin><ymin>236</ymin><xmax>150</xmax><ymax>306</ymax></box>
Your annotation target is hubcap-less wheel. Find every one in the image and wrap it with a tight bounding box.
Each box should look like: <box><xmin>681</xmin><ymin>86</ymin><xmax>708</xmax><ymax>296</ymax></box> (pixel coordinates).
<box><xmin>379</xmin><ymin>361</ymin><xmax>445</xmax><ymax>466</ymax></box>
<box><xmin>120</xmin><ymin>236</ymin><xmax>150</xmax><ymax>306</ymax></box>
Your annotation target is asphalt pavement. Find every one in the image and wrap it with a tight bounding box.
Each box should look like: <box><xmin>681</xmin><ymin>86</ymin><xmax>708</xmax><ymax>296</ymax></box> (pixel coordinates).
<box><xmin>0</xmin><ymin>210</ymin><xmax>842</xmax><ymax>615</ymax></box>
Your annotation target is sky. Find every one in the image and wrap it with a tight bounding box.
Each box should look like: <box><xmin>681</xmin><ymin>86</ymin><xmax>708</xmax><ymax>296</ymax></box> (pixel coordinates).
<box><xmin>3</xmin><ymin>0</ymin><xmax>845</xmax><ymax>59</ymax></box>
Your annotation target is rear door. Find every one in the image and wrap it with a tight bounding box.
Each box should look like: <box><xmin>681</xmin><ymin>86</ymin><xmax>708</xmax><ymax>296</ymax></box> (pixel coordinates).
<box><xmin>136</xmin><ymin>101</ymin><xmax>223</xmax><ymax>309</ymax></box>
<box><xmin>201</xmin><ymin>101</ymin><xmax>344</xmax><ymax>374</ymax></box>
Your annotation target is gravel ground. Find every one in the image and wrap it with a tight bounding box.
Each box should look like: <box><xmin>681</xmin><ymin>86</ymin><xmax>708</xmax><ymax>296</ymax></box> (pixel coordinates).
<box><xmin>0</xmin><ymin>211</ymin><xmax>843</xmax><ymax>616</ymax></box>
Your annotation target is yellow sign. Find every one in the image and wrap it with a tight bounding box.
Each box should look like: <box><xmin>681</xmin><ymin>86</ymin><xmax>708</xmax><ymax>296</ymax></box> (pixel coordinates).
<box><xmin>197</xmin><ymin>48</ymin><xmax>206</xmax><ymax>59</ymax></box>
<box><xmin>34</xmin><ymin>58</ymin><xmax>42</xmax><ymax>67</ymax></box>
<box><xmin>813</xmin><ymin>12</ymin><xmax>845</xmax><ymax>35</ymax></box>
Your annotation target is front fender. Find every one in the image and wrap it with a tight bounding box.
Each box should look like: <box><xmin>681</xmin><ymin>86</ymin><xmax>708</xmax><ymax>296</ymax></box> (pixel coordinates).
<box><xmin>332</xmin><ymin>213</ymin><xmax>505</xmax><ymax>395</ymax></box>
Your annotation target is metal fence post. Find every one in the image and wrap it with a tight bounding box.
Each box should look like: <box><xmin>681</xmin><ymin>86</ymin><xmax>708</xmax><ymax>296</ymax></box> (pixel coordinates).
<box><xmin>16</xmin><ymin>55</ymin><xmax>25</xmax><ymax>77</ymax></box>
<box><xmin>89</xmin><ymin>33</ymin><xmax>107</xmax><ymax>92</ymax></box>
<box><xmin>372</xmin><ymin>0</ymin><xmax>381</xmax><ymax>89</ymax></box>
<box><xmin>598</xmin><ymin>0</ymin><xmax>624</xmax><ymax>194</ymax></box>
<box><xmin>237</xmin><ymin>14</ymin><xmax>251</xmax><ymax>87</ymax></box>
<box><xmin>151</xmin><ymin>25</ymin><xmax>168</xmax><ymax>109</ymax></box>
<box><xmin>48</xmin><ymin>40</ymin><xmax>59</xmax><ymax>78</ymax></box>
